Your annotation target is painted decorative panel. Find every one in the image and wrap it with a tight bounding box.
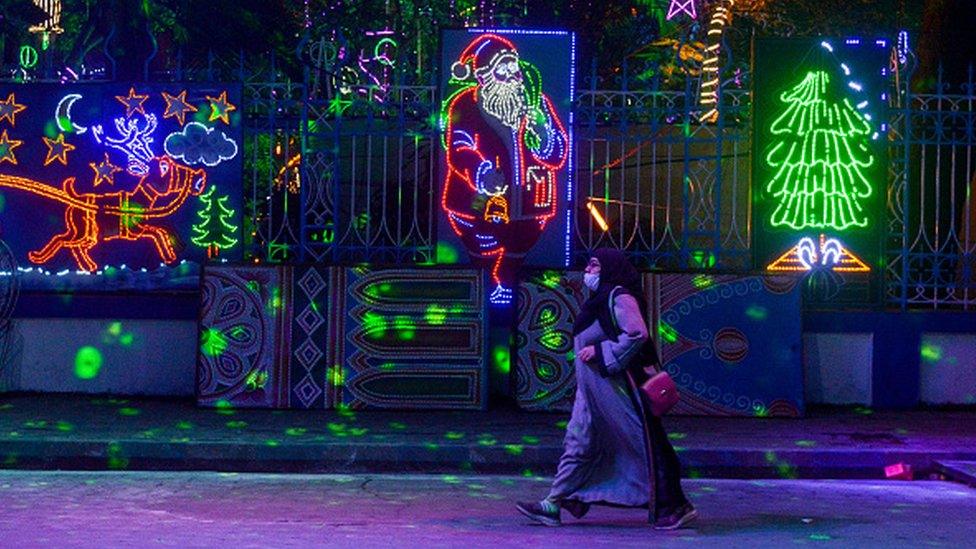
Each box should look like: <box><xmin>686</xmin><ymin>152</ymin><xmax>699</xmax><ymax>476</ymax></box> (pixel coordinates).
<box><xmin>197</xmin><ymin>265</ymin><xmax>334</xmax><ymax>409</ymax></box>
<box><xmin>334</xmin><ymin>268</ymin><xmax>487</xmax><ymax>410</ymax></box>
<box><xmin>658</xmin><ymin>273</ymin><xmax>804</xmax><ymax>416</ymax></box>
<box><xmin>514</xmin><ymin>271</ymin><xmax>585</xmax><ymax>411</ymax></box>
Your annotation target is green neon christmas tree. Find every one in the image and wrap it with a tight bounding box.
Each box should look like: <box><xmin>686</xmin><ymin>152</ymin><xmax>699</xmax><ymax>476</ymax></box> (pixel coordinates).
<box><xmin>191</xmin><ymin>185</ymin><xmax>239</xmax><ymax>258</ymax></box>
<box><xmin>765</xmin><ymin>71</ymin><xmax>875</xmax><ymax>231</ymax></box>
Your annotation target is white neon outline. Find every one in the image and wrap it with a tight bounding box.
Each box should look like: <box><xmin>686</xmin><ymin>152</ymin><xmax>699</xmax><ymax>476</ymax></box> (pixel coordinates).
<box><xmin>163</xmin><ymin>121</ymin><xmax>239</xmax><ymax>167</ymax></box>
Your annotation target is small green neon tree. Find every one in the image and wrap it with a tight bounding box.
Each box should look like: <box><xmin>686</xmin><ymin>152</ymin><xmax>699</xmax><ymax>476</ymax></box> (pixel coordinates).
<box><xmin>765</xmin><ymin>71</ymin><xmax>875</xmax><ymax>231</ymax></box>
<box><xmin>191</xmin><ymin>185</ymin><xmax>238</xmax><ymax>258</ymax></box>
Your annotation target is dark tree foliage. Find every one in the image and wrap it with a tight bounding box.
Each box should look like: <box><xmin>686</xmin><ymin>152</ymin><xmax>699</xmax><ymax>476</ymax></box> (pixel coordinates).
<box><xmin>6</xmin><ymin>0</ymin><xmax>971</xmax><ymax>89</ymax></box>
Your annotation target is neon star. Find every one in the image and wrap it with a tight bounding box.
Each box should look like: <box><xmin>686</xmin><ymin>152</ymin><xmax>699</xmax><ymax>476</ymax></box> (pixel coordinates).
<box><xmin>115</xmin><ymin>87</ymin><xmax>150</xmax><ymax>118</ymax></box>
<box><xmin>666</xmin><ymin>0</ymin><xmax>697</xmax><ymax>19</ymax></box>
<box><xmin>206</xmin><ymin>91</ymin><xmax>236</xmax><ymax>125</ymax></box>
<box><xmin>161</xmin><ymin>90</ymin><xmax>198</xmax><ymax>126</ymax></box>
<box><xmin>42</xmin><ymin>133</ymin><xmax>76</xmax><ymax>166</ymax></box>
<box><xmin>0</xmin><ymin>93</ymin><xmax>27</xmax><ymax>126</ymax></box>
<box><xmin>0</xmin><ymin>130</ymin><xmax>23</xmax><ymax>165</ymax></box>
<box><xmin>90</xmin><ymin>153</ymin><xmax>122</xmax><ymax>187</ymax></box>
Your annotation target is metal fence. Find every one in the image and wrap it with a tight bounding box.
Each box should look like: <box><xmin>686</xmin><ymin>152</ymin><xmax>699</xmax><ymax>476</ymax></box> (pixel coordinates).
<box><xmin>3</xmin><ymin>48</ymin><xmax>975</xmax><ymax>310</ymax></box>
<box><xmin>888</xmin><ymin>68</ymin><xmax>976</xmax><ymax>309</ymax></box>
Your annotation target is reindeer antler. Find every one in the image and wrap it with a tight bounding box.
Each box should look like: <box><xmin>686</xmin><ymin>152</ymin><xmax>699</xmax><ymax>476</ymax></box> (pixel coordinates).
<box><xmin>92</xmin><ymin>114</ymin><xmax>158</xmax><ymax>176</ymax></box>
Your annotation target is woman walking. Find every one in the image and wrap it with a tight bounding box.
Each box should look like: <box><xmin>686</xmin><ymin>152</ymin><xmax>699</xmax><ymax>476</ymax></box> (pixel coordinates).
<box><xmin>516</xmin><ymin>248</ymin><xmax>696</xmax><ymax>529</ymax></box>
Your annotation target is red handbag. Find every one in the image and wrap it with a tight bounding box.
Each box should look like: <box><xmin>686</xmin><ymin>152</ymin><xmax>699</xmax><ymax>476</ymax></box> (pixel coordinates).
<box><xmin>607</xmin><ymin>286</ymin><xmax>680</xmax><ymax>416</ymax></box>
<box><xmin>641</xmin><ymin>370</ymin><xmax>679</xmax><ymax>417</ymax></box>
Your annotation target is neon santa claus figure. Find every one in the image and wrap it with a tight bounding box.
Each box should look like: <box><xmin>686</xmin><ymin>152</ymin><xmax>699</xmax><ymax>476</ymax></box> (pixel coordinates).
<box><xmin>442</xmin><ymin>34</ymin><xmax>569</xmax><ymax>304</ymax></box>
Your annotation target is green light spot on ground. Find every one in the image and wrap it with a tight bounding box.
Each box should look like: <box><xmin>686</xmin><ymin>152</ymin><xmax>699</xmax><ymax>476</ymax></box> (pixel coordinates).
<box><xmin>745</xmin><ymin>305</ymin><xmax>769</xmax><ymax>321</ymax></box>
<box><xmin>264</xmin><ymin>440</ymin><xmax>280</xmax><ymax>447</ymax></box>
<box><xmin>389</xmin><ymin>422</ymin><xmax>406</xmax><ymax>430</ymax></box>
<box><xmin>692</xmin><ymin>274</ymin><xmax>713</xmax><ymax>289</ymax></box>
<box><xmin>117</xmin><ymin>407</ymin><xmax>140</xmax><ymax>416</ymax></box>
<box><xmin>809</xmin><ymin>534</ymin><xmax>832</xmax><ymax>541</ymax></box>
<box><xmin>226</xmin><ymin>421</ymin><xmax>247</xmax><ymax>429</ymax></box>
<box><xmin>659</xmin><ymin>322</ymin><xmax>678</xmax><ymax>344</ymax></box>
<box><xmin>56</xmin><ymin>421</ymin><xmax>73</xmax><ymax>432</ymax></box>
<box><xmin>441</xmin><ymin>475</ymin><xmax>460</xmax><ymax>484</ymax></box>
<box><xmin>539</xmin><ymin>330</ymin><xmax>566</xmax><ymax>351</ymax></box>
<box><xmin>74</xmin><ymin>346</ymin><xmax>103</xmax><ymax>379</ymax></box>
<box><xmin>176</xmin><ymin>421</ymin><xmax>193</xmax><ymax>430</ymax></box>
<box><xmin>424</xmin><ymin>442</ymin><xmax>440</xmax><ymax>450</ymax></box>
<box><xmin>504</xmin><ymin>444</ymin><xmax>524</xmax><ymax>456</ymax></box>
<box><xmin>795</xmin><ymin>440</ymin><xmax>817</xmax><ymax>447</ymax></box>
<box><xmin>920</xmin><ymin>344</ymin><xmax>942</xmax><ymax>363</ymax></box>
<box><xmin>555</xmin><ymin>420</ymin><xmax>568</xmax><ymax>429</ymax></box>
<box><xmin>119</xmin><ymin>333</ymin><xmax>134</xmax><ymax>347</ymax></box>
<box><xmin>201</xmin><ymin>328</ymin><xmax>228</xmax><ymax>357</ymax></box>
<box><xmin>329</xmin><ymin>366</ymin><xmax>345</xmax><ymax>387</ymax></box>
<box><xmin>393</xmin><ymin>316</ymin><xmax>416</xmax><ymax>340</ymax></box>
<box><xmin>107</xmin><ymin>442</ymin><xmax>128</xmax><ymax>470</ymax></box>
<box><xmin>521</xmin><ymin>469</ymin><xmax>535</xmax><ymax>478</ymax></box>
<box><xmin>435</xmin><ymin>242</ymin><xmax>459</xmax><ymax>264</ymax></box>
<box><xmin>521</xmin><ymin>436</ymin><xmax>539</xmax><ymax>444</ymax></box>
<box><xmin>668</xmin><ymin>432</ymin><xmax>687</xmax><ymax>440</ymax></box>
<box><xmin>108</xmin><ymin>322</ymin><xmax>122</xmax><ymax>337</ymax></box>
<box><xmin>285</xmin><ymin>428</ymin><xmax>307</xmax><ymax>436</ymax></box>
<box><xmin>425</xmin><ymin>304</ymin><xmax>448</xmax><ymax>325</ymax></box>
<box><xmin>362</xmin><ymin>311</ymin><xmax>387</xmax><ymax>338</ymax></box>
<box><xmin>492</xmin><ymin>345</ymin><xmax>510</xmax><ymax>376</ymax></box>
<box><xmin>477</xmin><ymin>434</ymin><xmax>497</xmax><ymax>446</ymax></box>
<box><xmin>445</xmin><ymin>432</ymin><xmax>465</xmax><ymax>440</ymax></box>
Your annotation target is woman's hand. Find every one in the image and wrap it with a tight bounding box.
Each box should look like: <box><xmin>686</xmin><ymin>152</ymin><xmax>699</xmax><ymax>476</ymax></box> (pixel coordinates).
<box><xmin>577</xmin><ymin>345</ymin><xmax>596</xmax><ymax>363</ymax></box>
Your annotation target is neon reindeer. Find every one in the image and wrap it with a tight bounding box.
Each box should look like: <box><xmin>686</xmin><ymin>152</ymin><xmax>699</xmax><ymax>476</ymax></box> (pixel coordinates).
<box><xmin>0</xmin><ymin>155</ymin><xmax>206</xmax><ymax>272</ymax></box>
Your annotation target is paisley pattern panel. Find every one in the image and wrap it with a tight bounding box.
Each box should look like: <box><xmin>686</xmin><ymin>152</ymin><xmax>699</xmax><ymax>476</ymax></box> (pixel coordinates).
<box><xmin>514</xmin><ymin>272</ymin><xmax>585</xmax><ymax>411</ymax></box>
<box><xmin>196</xmin><ymin>264</ymin><xmax>337</xmax><ymax>409</ymax></box>
<box><xmin>336</xmin><ymin>268</ymin><xmax>487</xmax><ymax>410</ymax></box>
<box><xmin>197</xmin><ymin>266</ymin><xmax>281</xmax><ymax>407</ymax></box>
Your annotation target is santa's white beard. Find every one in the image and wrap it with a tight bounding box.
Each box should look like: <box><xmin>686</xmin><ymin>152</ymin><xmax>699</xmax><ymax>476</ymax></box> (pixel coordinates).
<box><xmin>481</xmin><ymin>78</ymin><xmax>527</xmax><ymax>129</ymax></box>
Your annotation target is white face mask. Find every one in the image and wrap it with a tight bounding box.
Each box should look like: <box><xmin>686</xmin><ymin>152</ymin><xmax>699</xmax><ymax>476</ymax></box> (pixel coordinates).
<box><xmin>583</xmin><ymin>272</ymin><xmax>600</xmax><ymax>291</ymax></box>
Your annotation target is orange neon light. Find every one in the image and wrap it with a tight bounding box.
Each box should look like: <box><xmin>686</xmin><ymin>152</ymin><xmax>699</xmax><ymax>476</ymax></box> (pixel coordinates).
<box><xmin>42</xmin><ymin>133</ymin><xmax>76</xmax><ymax>166</ymax></box>
<box><xmin>0</xmin><ymin>93</ymin><xmax>27</xmax><ymax>126</ymax></box>
<box><xmin>115</xmin><ymin>87</ymin><xmax>150</xmax><ymax>118</ymax></box>
<box><xmin>206</xmin><ymin>91</ymin><xmax>237</xmax><ymax>125</ymax></box>
<box><xmin>0</xmin><ymin>156</ymin><xmax>205</xmax><ymax>271</ymax></box>
<box><xmin>586</xmin><ymin>201</ymin><xmax>610</xmax><ymax>232</ymax></box>
<box><xmin>0</xmin><ymin>129</ymin><xmax>23</xmax><ymax>165</ymax></box>
<box><xmin>161</xmin><ymin>90</ymin><xmax>199</xmax><ymax>126</ymax></box>
<box><xmin>766</xmin><ymin>234</ymin><xmax>870</xmax><ymax>273</ymax></box>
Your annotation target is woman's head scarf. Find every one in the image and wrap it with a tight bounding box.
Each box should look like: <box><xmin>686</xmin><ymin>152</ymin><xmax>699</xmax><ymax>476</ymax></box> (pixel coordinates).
<box><xmin>571</xmin><ymin>248</ymin><xmax>647</xmax><ymax>340</ymax></box>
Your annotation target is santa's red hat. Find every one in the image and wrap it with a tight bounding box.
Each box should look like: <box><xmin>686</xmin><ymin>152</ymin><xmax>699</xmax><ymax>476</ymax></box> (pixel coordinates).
<box><xmin>451</xmin><ymin>34</ymin><xmax>518</xmax><ymax>82</ymax></box>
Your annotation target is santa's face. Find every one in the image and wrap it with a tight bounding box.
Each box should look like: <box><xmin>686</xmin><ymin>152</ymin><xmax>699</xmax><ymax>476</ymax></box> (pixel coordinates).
<box><xmin>478</xmin><ymin>51</ymin><xmax>527</xmax><ymax>129</ymax></box>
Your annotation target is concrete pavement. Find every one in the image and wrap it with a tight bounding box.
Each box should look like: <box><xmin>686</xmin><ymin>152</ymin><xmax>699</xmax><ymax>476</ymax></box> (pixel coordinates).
<box><xmin>1</xmin><ymin>471</ymin><xmax>974</xmax><ymax>548</ymax></box>
<box><xmin>3</xmin><ymin>394</ymin><xmax>976</xmax><ymax>478</ymax></box>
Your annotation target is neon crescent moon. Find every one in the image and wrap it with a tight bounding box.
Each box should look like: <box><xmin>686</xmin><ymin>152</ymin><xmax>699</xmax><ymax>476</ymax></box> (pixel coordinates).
<box><xmin>55</xmin><ymin>94</ymin><xmax>88</xmax><ymax>135</ymax></box>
